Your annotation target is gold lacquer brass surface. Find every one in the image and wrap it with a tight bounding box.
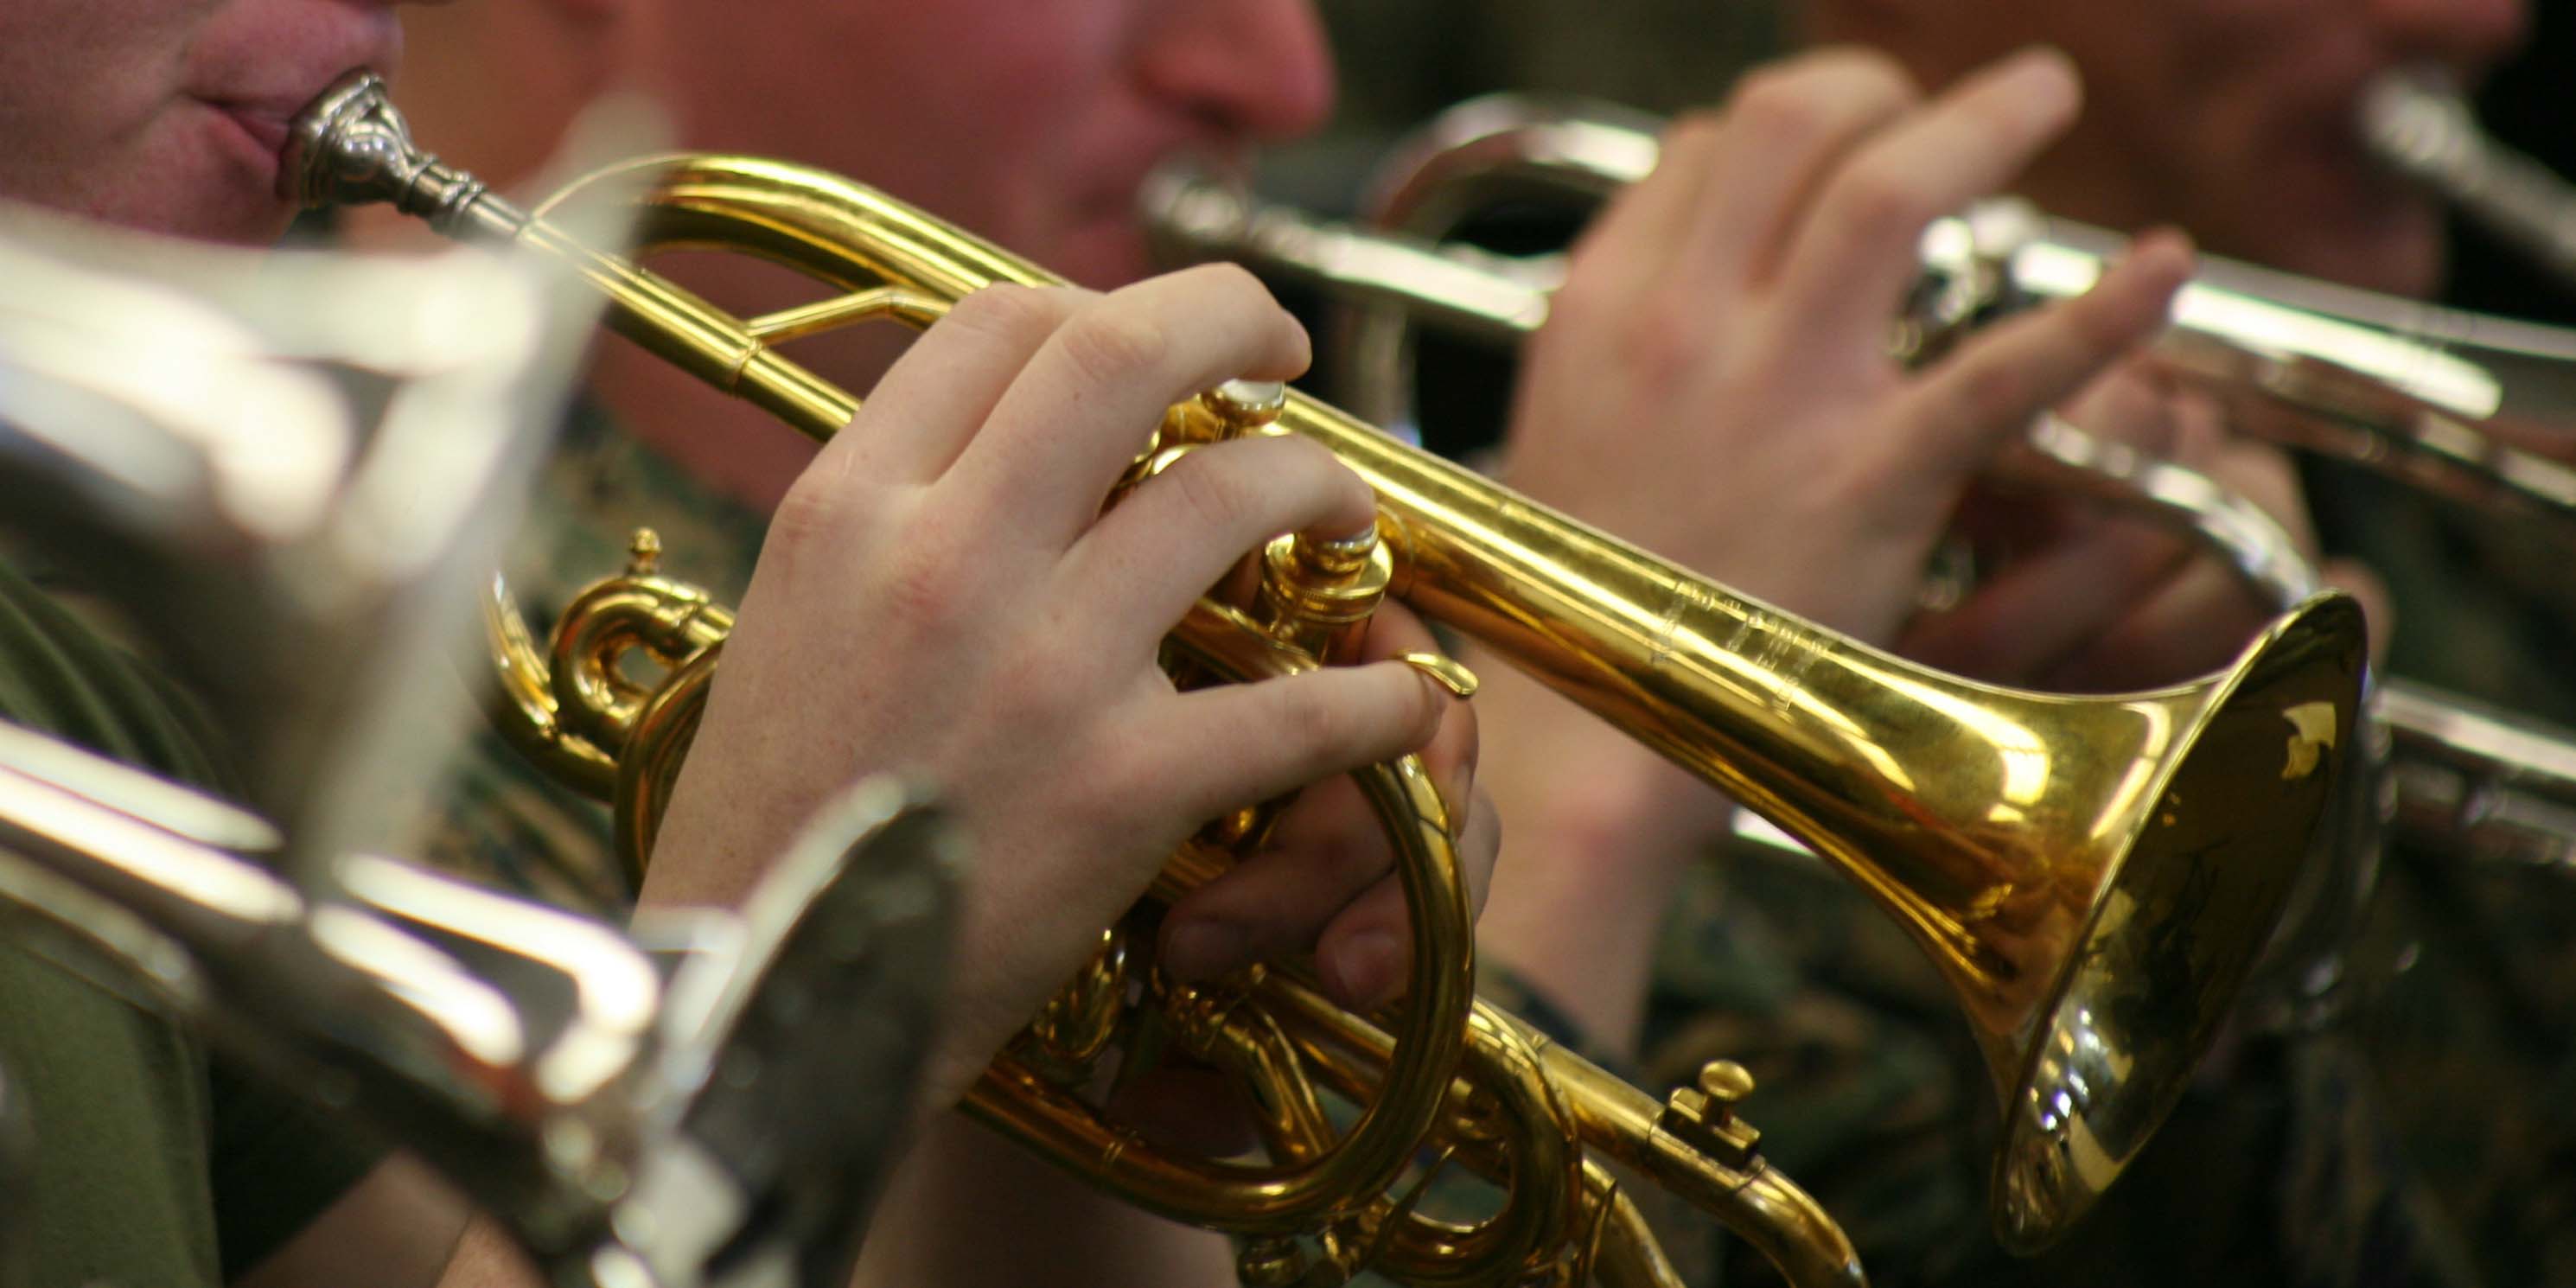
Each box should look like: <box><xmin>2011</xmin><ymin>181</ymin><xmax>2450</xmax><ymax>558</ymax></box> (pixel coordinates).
<box><xmin>289</xmin><ymin>72</ymin><xmax>2367</xmax><ymax>1278</ymax></box>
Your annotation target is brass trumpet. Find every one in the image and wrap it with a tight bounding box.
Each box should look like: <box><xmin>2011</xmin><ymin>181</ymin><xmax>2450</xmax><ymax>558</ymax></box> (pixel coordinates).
<box><xmin>1148</xmin><ymin>90</ymin><xmax>2576</xmax><ymax>885</ymax></box>
<box><xmin>286</xmin><ymin>72</ymin><xmax>2366</xmax><ymax>1278</ymax></box>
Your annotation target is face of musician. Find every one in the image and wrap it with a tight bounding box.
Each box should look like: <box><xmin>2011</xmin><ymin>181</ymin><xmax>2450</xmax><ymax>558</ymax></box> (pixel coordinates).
<box><xmin>1806</xmin><ymin>0</ymin><xmax>2529</xmax><ymax>296</ymax></box>
<box><xmin>0</xmin><ymin>0</ymin><xmax>437</xmax><ymax>245</ymax></box>
<box><xmin>634</xmin><ymin>0</ymin><xmax>1336</xmax><ymax>290</ymax></box>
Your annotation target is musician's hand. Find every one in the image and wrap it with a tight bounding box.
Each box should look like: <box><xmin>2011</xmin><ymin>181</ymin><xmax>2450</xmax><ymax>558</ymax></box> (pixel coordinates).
<box><xmin>1501</xmin><ymin>45</ymin><xmax>2190</xmax><ymax>645</ymax></box>
<box><xmin>1157</xmin><ymin>597</ymin><xmax>1495</xmax><ymax>1013</ymax></box>
<box><xmin>1467</xmin><ymin>46</ymin><xmax>2189</xmax><ymax>1055</ymax></box>
<box><xmin>1899</xmin><ymin>365</ymin><xmax>2395</xmax><ymax>687</ymax></box>
<box><xmin>637</xmin><ymin>265</ymin><xmax>1488</xmax><ymax>1109</ymax></box>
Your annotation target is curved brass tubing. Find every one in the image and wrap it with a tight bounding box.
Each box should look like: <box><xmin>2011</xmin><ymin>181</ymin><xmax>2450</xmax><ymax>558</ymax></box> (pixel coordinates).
<box><xmin>290</xmin><ymin>73</ymin><xmax>2369</xmax><ymax>1277</ymax></box>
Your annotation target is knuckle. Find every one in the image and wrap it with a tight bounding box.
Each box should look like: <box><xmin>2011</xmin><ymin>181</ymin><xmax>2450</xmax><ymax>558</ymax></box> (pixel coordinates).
<box><xmin>1653</xmin><ymin>108</ymin><xmax>1727</xmax><ymax>161</ymax></box>
<box><xmin>1542</xmin><ymin>263</ymin><xmax>1612</xmax><ymax>335</ymax></box>
<box><xmin>1725</xmin><ymin>52</ymin><xmax>1910</xmax><ymax>137</ymax></box>
<box><xmin>1816</xmin><ymin>48</ymin><xmax>1917</xmax><ymax>108</ymax></box>
<box><xmin>1057</xmin><ymin>306</ymin><xmax>1174</xmax><ymax>386</ymax></box>
<box><xmin>1833</xmin><ymin>162</ymin><xmax>1941</xmax><ymax>245</ymax></box>
<box><xmin>1184</xmin><ymin>259</ymin><xmax>1272</xmax><ymax>303</ymax></box>
<box><xmin>944</xmin><ymin>282</ymin><xmax>1065</xmax><ymax>343</ymax></box>
<box><xmin>2069</xmin><ymin>290</ymin><xmax>2151</xmax><ymax>361</ymax></box>
<box><xmin>1277</xmin><ymin>681</ymin><xmax>1354</xmax><ymax>762</ymax></box>
<box><xmin>1726</xmin><ymin>67</ymin><xmax>1835</xmax><ymax>138</ymax></box>
<box><xmin>1161</xmin><ymin>446</ymin><xmax>1260</xmax><ymax>534</ymax></box>
<box><xmin>1612</xmin><ymin>299</ymin><xmax>1713</xmax><ymax>399</ymax></box>
<box><xmin>1268</xmin><ymin>436</ymin><xmax>1372</xmax><ymax>524</ymax></box>
<box><xmin>1953</xmin><ymin>351</ymin><xmax>2040</xmax><ymax>428</ymax></box>
<box><xmin>766</xmin><ymin>455</ymin><xmax>866</xmax><ymax>564</ymax></box>
<box><xmin>871</xmin><ymin>525</ymin><xmax>976</xmax><ymax>631</ymax></box>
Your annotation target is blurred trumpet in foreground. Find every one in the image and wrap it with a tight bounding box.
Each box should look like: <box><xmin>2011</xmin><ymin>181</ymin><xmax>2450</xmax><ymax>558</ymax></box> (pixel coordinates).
<box><xmin>0</xmin><ymin>728</ymin><xmax>958</xmax><ymax>1288</ymax></box>
<box><xmin>0</xmin><ymin>1052</ymin><xmax>25</xmax><ymax>1288</ymax></box>
<box><xmin>290</xmin><ymin>71</ymin><xmax>2366</xmax><ymax>1279</ymax></box>
<box><xmin>0</xmin><ymin>209</ymin><xmax>962</xmax><ymax>1287</ymax></box>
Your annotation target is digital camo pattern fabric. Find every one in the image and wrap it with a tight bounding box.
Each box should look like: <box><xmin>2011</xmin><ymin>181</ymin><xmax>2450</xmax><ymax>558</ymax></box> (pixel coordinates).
<box><xmin>1607</xmin><ymin>839</ymin><xmax>2494</xmax><ymax>1288</ymax></box>
<box><xmin>1607</xmin><ymin>750</ymin><xmax>2574</xmax><ymax>1288</ymax></box>
<box><xmin>2302</xmin><ymin>462</ymin><xmax>2576</xmax><ymax>1288</ymax></box>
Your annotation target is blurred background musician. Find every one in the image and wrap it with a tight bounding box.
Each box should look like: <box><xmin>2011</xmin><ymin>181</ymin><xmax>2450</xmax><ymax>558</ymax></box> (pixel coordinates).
<box><xmin>1302</xmin><ymin>1</ymin><xmax>2573</xmax><ymax>1285</ymax></box>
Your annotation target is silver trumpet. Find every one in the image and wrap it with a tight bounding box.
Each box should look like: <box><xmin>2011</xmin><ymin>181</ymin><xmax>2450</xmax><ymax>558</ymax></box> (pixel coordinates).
<box><xmin>0</xmin><ymin>202</ymin><xmax>587</xmax><ymax>863</ymax></box>
<box><xmin>2363</xmin><ymin>73</ymin><xmax>2576</xmax><ymax>293</ymax></box>
<box><xmin>1146</xmin><ymin>94</ymin><xmax>2576</xmax><ymax>532</ymax></box>
<box><xmin>0</xmin><ymin>724</ymin><xmax>959</xmax><ymax>1288</ymax></box>
<box><xmin>0</xmin><ymin>204</ymin><xmax>964</xmax><ymax>1286</ymax></box>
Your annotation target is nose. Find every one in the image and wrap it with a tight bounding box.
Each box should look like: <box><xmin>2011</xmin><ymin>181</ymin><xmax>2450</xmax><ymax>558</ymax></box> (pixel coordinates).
<box><xmin>2369</xmin><ymin>0</ymin><xmax>2528</xmax><ymax>74</ymax></box>
<box><xmin>1135</xmin><ymin>0</ymin><xmax>1337</xmax><ymax>145</ymax></box>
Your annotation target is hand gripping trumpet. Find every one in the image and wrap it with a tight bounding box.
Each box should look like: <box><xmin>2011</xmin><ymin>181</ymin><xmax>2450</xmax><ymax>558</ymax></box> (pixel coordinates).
<box><xmin>287</xmin><ymin>73</ymin><xmax>2366</xmax><ymax>1276</ymax></box>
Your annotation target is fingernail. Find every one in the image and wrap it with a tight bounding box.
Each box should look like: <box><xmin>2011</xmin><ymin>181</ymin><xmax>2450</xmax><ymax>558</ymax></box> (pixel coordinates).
<box><xmin>1324</xmin><ymin>929</ymin><xmax>1405</xmax><ymax>1011</ymax></box>
<box><xmin>1162</xmin><ymin>920</ymin><xmax>1249</xmax><ymax>983</ymax></box>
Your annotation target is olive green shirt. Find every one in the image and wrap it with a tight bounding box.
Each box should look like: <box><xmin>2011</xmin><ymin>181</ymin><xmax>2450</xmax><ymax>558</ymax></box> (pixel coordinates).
<box><xmin>0</xmin><ymin>558</ymin><xmax>382</xmax><ymax>1286</ymax></box>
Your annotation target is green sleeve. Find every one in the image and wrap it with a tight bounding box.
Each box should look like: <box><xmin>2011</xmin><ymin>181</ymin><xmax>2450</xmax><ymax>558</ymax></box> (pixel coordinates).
<box><xmin>0</xmin><ymin>557</ymin><xmax>386</xmax><ymax>1280</ymax></box>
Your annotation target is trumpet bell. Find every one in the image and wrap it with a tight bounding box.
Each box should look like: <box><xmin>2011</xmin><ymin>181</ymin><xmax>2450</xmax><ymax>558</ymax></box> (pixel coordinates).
<box><xmin>1934</xmin><ymin>600</ymin><xmax>2362</xmax><ymax>1247</ymax></box>
<box><xmin>1377</xmin><ymin>373</ymin><xmax>2366</xmax><ymax>1246</ymax></box>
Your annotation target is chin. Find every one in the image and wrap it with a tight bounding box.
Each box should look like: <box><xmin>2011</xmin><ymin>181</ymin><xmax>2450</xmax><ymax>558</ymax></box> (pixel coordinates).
<box><xmin>2210</xmin><ymin>180</ymin><xmax>2449</xmax><ymax>299</ymax></box>
<box><xmin>86</xmin><ymin>136</ymin><xmax>304</xmax><ymax>246</ymax></box>
<box><xmin>125</xmin><ymin>193</ymin><xmax>299</xmax><ymax>248</ymax></box>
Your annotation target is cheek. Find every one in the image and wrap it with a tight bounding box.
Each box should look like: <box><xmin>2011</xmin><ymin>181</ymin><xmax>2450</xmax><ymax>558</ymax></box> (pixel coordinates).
<box><xmin>0</xmin><ymin>1</ymin><xmax>207</xmax><ymax>209</ymax></box>
<box><xmin>666</xmin><ymin>6</ymin><xmax>1111</xmax><ymax>206</ymax></box>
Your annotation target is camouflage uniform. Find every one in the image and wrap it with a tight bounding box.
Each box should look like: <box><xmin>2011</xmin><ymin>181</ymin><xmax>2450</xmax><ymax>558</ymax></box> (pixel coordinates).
<box><xmin>2304</xmin><ymin>466</ymin><xmax>2576</xmax><ymax>1288</ymax></box>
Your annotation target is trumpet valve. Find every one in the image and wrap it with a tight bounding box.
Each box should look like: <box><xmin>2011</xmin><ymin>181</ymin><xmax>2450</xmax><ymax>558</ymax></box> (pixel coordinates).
<box><xmin>624</xmin><ymin>527</ymin><xmax>663</xmax><ymax>576</ymax></box>
<box><xmin>1235</xmin><ymin>1235</ymin><xmax>1318</xmax><ymax>1288</ymax></box>
<box><xmin>1259</xmin><ymin>528</ymin><xmax>1393</xmax><ymax>665</ymax></box>
<box><xmin>1204</xmin><ymin>379</ymin><xmax>1289</xmax><ymax>433</ymax></box>
<box><xmin>1659</xmin><ymin>1060</ymin><xmax>1763</xmax><ymax>1171</ymax></box>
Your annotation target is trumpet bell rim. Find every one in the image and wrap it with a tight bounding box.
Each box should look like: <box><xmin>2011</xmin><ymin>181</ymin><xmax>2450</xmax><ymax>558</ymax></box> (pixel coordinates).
<box><xmin>1988</xmin><ymin>591</ymin><xmax>2368</xmax><ymax>1251</ymax></box>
